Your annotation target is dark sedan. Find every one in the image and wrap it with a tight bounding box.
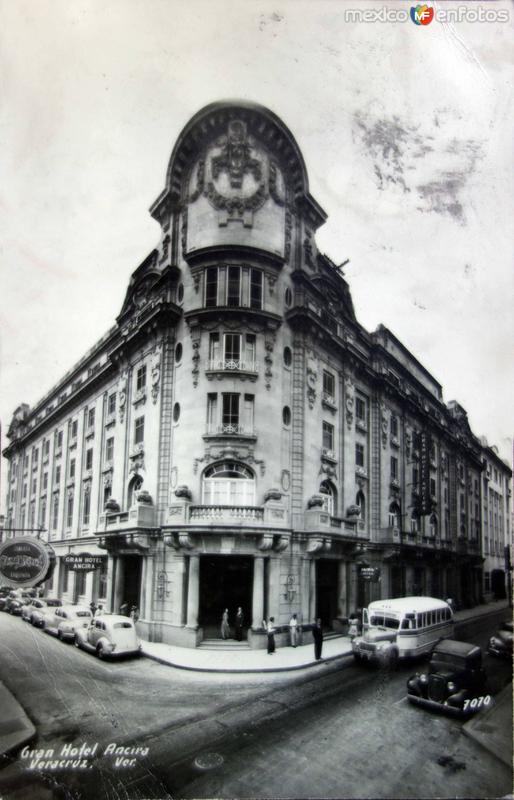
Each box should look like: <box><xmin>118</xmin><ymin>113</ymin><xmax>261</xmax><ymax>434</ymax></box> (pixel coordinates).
<box><xmin>407</xmin><ymin>639</ymin><xmax>489</xmax><ymax>717</ymax></box>
<box><xmin>488</xmin><ymin>620</ymin><xmax>513</xmax><ymax>660</ymax></box>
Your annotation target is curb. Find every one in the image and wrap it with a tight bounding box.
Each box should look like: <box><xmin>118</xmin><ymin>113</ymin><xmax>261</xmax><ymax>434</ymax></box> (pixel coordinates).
<box><xmin>0</xmin><ymin>681</ymin><xmax>36</xmax><ymax>759</ymax></box>
<box><xmin>142</xmin><ymin>648</ymin><xmax>354</xmax><ymax>673</ymax></box>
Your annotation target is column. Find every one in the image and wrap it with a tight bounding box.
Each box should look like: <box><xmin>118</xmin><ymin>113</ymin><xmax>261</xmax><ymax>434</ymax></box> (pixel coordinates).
<box><xmin>300</xmin><ymin>558</ymin><xmax>310</xmax><ymax>624</ymax></box>
<box><xmin>186</xmin><ymin>555</ymin><xmax>199</xmax><ymax>628</ymax></box>
<box><xmin>348</xmin><ymin>562</ymin><xmax>358</xmax><ymax>613</ymax></box>
<box><xmin>337</xmin><ymin>560</ymin><xmax>347</xmax><ymax>616</ymax></box>
<box><xmin>105</xmin><ymin>555</ymin><xmax>114</xmax><ymax>612</ymax></box>
<box><xmin>380</xmin><ymin>563</ymin><xmax>391</xmax><ymax>600</ymax></box>
<box><xmin>85</xmin><ymin>571</ymin><xmax>94</xmax><ymax>605</ymax></box>
<box><xmin>268</xmin><ymin>558</ymin><xmax>280</xmax><ymax>618</ymax></box>
<box><xmin>142</xmin><ymin>556</ymin><xmax>154</xmax><ymax>620</ymax></box>
<box><xmin>309</xmin><ymin>559</ymin><xmax>316</xmax><ymax>622</ymax></box>
<box><xmin>113</xmin><ymin>556</ymin><xmax>125</xmax><ymax>614</ymax></box>
<box><xmin>251</xmin><ymin>556</ymin><xmax>264</xmax><ymax>629</ymax></box>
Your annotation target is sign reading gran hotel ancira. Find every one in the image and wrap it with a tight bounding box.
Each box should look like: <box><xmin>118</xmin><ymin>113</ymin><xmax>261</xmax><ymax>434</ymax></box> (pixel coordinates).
<box><xmin>0</xmin><ymin>537</ymin><xmax>54</xmax><ymax>588</ymax></box>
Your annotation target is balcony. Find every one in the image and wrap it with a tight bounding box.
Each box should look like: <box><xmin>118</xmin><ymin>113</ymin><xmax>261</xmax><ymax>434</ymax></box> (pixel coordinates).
<box><xmin>304</xmin><ymin>508</ymin><xmax>362</xmax><ymax>538</ymax></box>
<box><xmin>379</xmin><ymin>526</ymin><xmax>401</xmax><ymax>544</ymax></box>
<box><xmin>204</xmin><ymin>424</ymin><xmax>256</xmax><ymax>441</ymax></box>
<box><xmin>97</xmin><ymin>502</ymin><xmax>156</xmax><ymax>532</ymax></box>
<box><xmin>189</xmin><ymin>505</ymin><xmax>264</xmax><ymax>523</ymax></box>
<box><xmin>206</xmin><ymin>359</ymin><xmax>259</xmax><ymax>381</ymax></box>
<box><xmin>166</xmin><ymin>501</ymin><xmax>287</xmax><ymax>528</ymax></box>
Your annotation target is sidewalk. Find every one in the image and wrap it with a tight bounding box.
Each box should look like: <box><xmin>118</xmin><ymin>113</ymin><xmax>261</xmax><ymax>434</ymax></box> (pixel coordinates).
<box><xmin>141</xmin><ymin>599</ymin><xmax>511</xmax><ymax>674</ymax></box>
<box><xmin>463</xmin><ymin>682</ymin><xmax>513</xmax><ymax>767</ymax></box>
<box><xmin>0</xmin><ymin>680</ymin><xmax>35</xmax><ymax>758</ymax></box>
<box><xmin>142</xmin><ymin>634</ymin><xmax>353</xmax><ymax>672</ymax></box>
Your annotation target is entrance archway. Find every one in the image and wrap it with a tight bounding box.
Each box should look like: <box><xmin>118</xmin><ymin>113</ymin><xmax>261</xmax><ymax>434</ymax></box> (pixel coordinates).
<box><xmin>199</xmin><ymin>556</ymin><xmax>253</xmax><ymax>639</ymax></box>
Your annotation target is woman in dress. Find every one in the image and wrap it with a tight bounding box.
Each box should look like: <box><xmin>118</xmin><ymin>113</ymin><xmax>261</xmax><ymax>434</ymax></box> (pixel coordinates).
<box><xmin>235</xmin><ymin>607</ymin><xmax>244</xmax><ymax>641</ymax></box>
<box><xmin>221</xmin><ymin>608</ymin><xmax>230</xmax><ymax>639</ymax></box>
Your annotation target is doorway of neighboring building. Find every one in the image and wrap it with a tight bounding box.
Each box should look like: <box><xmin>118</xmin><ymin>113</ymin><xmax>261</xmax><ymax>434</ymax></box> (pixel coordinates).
<box><xmin>316</xmin><ymin>560</ymin><xmax>338</xmax><ymax>629</ymax></box>
<box><xmin>199</xmin><ymin>555</ymin><xmax>253</xmax><ymax>639</ymax></box>
<box><xmin>120</xmin><ymin>555</ymin><xmax>142</xmax><ymax>615</ymax></box>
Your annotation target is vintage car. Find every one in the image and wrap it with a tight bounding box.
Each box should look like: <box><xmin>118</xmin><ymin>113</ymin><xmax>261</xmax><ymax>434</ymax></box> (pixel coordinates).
<box><xmin>488</xmin><ymin>620</ymin><xmax>513</xmax><ymax>659</ymax></box>
<box><xmin>407</xmin><ymin>639</ymin><xmax>489</xmax><ymax>716</ymax></box>
<box><xmin>74</xmin><ymin>614</ymin><xmax>141</xmax><ymax>659</ymax></box>
<box><xmin>0</xmin><ymin>587</ymin><xmax>14</xmax><ymax>611</ymax></box>
<box><xmin>21</xmin><ymin>597</ymin><xmax>48</xmax><ymax>623</ymax></box>
<box><xmin>32</xmin><ymin>598</ymin><xmax>63</xmax><ymax>627</ymax></box>
<box><xmin>43</xmin><ymin>605</ymin><xmax>92</xmax><ymax>641</ymax></box>
<box><xmin>6</xmin><ymin>590</ymin><xmax>37</xmax><ymax>615</ymax></box>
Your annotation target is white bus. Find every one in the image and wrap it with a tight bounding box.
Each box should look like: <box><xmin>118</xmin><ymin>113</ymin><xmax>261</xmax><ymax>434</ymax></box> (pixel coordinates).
<box><xmin>352</xmin><ymin>597</ymin><xmax>454</xmax><ymax>666</ymax></box>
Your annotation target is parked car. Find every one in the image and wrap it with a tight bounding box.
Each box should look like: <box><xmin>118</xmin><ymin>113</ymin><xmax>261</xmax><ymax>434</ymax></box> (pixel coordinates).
<box><xmin>44</xmin><ymin>605</ymin><xmax>92</xmax><ymax>641</ymax></box>
<box><xmin>488</xmin><ymin>620</ymin><xmax>513</xmax><ymax>660</ymax></box>
<box><xmin>407</xmin><ymin>639</ymin><xmax>489</xmax><ymax>717</ymax></box>
<box><xmin>32</xmin><ymin>598</ymin><xmax>63</xmax><ymax>628</ymax></box>
<box><xmin>21</xmin><ymin>597</ymin><xmax>49</xmax><ymax>623</ymax></box>
<box><xmin>0</xmin><ymin>587</ymin><xmax>13</xmax><ymax>611</ymax></box>
<box><xmin>74</xmin><ymin>614</ymin><xmax>141</xmax><ymax>659</ymax></box>
<box><xmin>7</xmin><ymin>590</ymin><xmax>37</xmax><ymax>615</ymax></box>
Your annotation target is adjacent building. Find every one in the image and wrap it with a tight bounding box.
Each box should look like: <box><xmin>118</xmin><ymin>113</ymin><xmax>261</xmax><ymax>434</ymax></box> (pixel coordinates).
<box><xmin>2</xmin><ymin>101</ymin><xmax>511</xmax><ymax>647</ymax></box>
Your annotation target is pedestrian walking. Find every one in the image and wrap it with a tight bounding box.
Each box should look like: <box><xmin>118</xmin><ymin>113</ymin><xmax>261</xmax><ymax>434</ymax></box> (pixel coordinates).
<box><xmin>263</xmin><ymin>616</ymin><xmax>276</xmax><ymax>654</ymax></box>
<box><xmin>94</xmin><ymin>603</ymin><xmax>104</xmax><ymax>617</ymax></box>
<box><xmin>130</xmin><ymin>604</ymin><xmax>139</xmax><ymax>623</ymax></box>
<box><xmin>89</xmin><ymin>600</ymin><xmax>97</xmax><ymax>617</ymax></box>
<box><xmin>312</xmin><ymin>618</ymin><xmax>323</xmax><ymax>660</ymax></box>
<box><xmin>221</xmin><ymin>608</ymin><xmax>230</xmax><ymax>639</ymax></box>
<box><xmin>235</xmin><ymin>607</ymin><xmax>244</xmax><ymax>641</ymax></box>
<box><xmin>289</xmin><ymin>613</ymin><xmax>299</xmax><ymax>647</ymax></box>
<box><xmin>348</xmin><ymin>613</ymin><xmax>359</xmax><ymax>639</ymax></box>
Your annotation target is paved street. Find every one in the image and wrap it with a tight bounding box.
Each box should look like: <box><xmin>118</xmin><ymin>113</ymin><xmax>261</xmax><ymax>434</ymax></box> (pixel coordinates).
<box><xmin>0</xmin><ymin>612</ymin><xmax>511</xmax><ymax>799</ymax></box>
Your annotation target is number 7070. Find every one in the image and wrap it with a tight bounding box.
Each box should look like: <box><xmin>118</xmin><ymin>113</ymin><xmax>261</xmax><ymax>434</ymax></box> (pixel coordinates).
<box><xmin>463</xmin><ymin>695</ymin><xmax>491</xmax><ymax>711</ymax></box>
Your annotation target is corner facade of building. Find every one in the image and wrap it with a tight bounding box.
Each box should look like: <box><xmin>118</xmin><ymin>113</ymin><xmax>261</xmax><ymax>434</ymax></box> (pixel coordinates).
<box><xmin>2</xmin><ymin>102</ymin><xmax>512</xmax><ymax>647</ymax></box>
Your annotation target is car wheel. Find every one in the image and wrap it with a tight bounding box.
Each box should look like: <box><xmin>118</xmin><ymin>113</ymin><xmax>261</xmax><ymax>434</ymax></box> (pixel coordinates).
<box><xmin>96</xmin><ymin>644</ymin><xmax>105</xmax><ymax>660</ymax></box>
<box><xmin>74</xmin><ymin>635</ymin><xmax>81</xmax><ymax>648</ymax></box>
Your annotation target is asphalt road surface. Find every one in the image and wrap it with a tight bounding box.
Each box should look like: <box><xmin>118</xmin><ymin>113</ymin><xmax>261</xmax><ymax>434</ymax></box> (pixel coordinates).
<box><xmin>0</xmin><ymin>611</ymin><xmax>511</xmax><ymax>800</ymax></box>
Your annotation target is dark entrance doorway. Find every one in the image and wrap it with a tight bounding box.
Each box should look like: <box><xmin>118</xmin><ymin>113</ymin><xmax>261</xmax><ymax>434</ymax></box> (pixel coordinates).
<box><xmin>316</xmin><ymin>560</ymin><xmax>338</xmax><ymax>628</ymax></box>
<box><xmin>121</xmin><ymin>556</ymin><xmax>142</xmax><ymax>612</ymax></box>
<box><xmin>199</xmin><ymin>556</ymin><xmax>253</xmax><ymax>639</ymax></box>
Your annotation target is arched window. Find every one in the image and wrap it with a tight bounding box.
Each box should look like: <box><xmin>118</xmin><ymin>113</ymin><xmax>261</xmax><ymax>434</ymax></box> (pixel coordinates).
<box><xmin>356</xmin><ymin>490</ymin><xmax>366</xmax><ymax>521</ymax></box>
<box><xmin>320</xmin><ymin>481</ymin><xmax>336</xmax><ymax>516</ymax></box>
<box><xmin>128</xmin><ymin>475</ymin><xmax>143</xmax><ymax>507</ymax></box>
<box><xmin>388</xmin><ymin>501</ymin><xmax>401</xmax><ymax>528</ymax></box>
<box><xmin>429</xmin><ymin>513</ymin><xmax>438</xmax><ymax>537</ymax></box>
<box><xmin>202</xmin><ymin>462</ymin><xmax>255</xmax><ymax>506</ymax></box>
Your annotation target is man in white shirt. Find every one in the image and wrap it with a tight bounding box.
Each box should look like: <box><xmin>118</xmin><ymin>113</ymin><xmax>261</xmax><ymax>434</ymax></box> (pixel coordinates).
<box><xmin>289</xmin><ymin>613</ymin><xmax>298</xmax><ymax>647</ymax></box>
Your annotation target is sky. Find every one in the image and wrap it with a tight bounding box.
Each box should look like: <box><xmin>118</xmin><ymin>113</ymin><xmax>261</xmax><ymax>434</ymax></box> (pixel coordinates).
<box><xmin>1</xmin><ymin>0</ymin><xmax>513</xmax><ymax>509</ymax></box>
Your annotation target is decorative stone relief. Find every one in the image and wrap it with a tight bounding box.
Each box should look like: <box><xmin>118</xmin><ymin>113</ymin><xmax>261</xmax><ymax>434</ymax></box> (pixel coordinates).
<box><xmin>405</xmin><ymin>429</ymin><xmax>412</xmax><ymax>459</ymax></box>
<box><xmin>129</xmin><ymin>444</ymin><xmax>145</xmax><ymax>474</ymax></box>
<box><xmin>118</xmin><ymin>371</ymin><xmax>128</xmax><ymax>424</ymax></box>
<box><xmin>159</xmin><ymin>234</ymin><xmax>170</xmax><ymax>264</ymax></box>
<box><xmin>281</xmin><ymin>470</ymin><xmax>291</xmax><ymax>492</ymax></box>
<box><xmin>192</xmin><ymin>272</ymin><xmax>201</xmax><ymax>294</ymax></box>
<box><xmin>380</xmin><ymin>401</ymin><xmax>388</xmax><ymax>449</ymax></box>
<box><xmin>265</xmin><ymin>272</ymin><xmax>277</xmax><ymax>296</ymax></box>
<box><xmin>181</xmin><ymin>208</ymin><xmax>188</xmax><ymax>255</ymax></box>
<box><xmin>344</xmin><ymin>375</ymin><xmax>355</xmax><ymax>429</ymax></box>
<box><xmin>193</xmin><ymin>446</ymin><xmax>265</xmax><ymax>476</ymax></box>
<box><xmin>170</xmin><ymin>466</ymin><xmax>178</xmax><ymax>489</ymax></box>
<box><xmin>274</xmin><ymin>536</ymin><xmax>289</xmax><ymax>552</ymax></box>
<box><xmin>284</xmin><ymin>209</ymin><xmax>293</xmax><ymax>262</ymax></box>
<box><xmin>151</xmin><ymin>346</ymin><xmax>162</xmax><ymax>404</ymax></box>
<box><xmin>306</xmin><ymin>356</ymin><xmax>318</xmax><ymax>409</ymax></box>
<box><xmin>303</xmin><ymin>230</ymin><xmax>314</xmax><ymax>268</ymax></box>
<box><xmin>268</xmin><ymin>162</ymin><xmax>285</xmax><ymax>206</ymax></box>
<box><xmin>264</xmin><ymin>333</ymin><xmax>275</xmax><ymax>391</ymax></box>
<box><xmin>190</xmin><ymin>329</ymin><xmax>201</xmax><ymax>388</ymax></box>
<box><xmin>258</xmin><ymin>533</ymin><xmax>274</xmax><ymax>551</ymax></box>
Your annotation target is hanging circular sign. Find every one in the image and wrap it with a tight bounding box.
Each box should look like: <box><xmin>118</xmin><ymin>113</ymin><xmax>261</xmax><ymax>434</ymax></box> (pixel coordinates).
<box><xmin>0</xmin><ymin>536</ymin><xmax>54</xmax><ymax>588</ymax></box>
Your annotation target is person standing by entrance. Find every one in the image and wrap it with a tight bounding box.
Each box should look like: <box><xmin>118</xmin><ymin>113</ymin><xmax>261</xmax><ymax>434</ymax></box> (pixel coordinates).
<box><xmin>312</xmin><ymin>618</ymin><xmax>323</xmax><ymax>660</ymax></box>
<box><xmin>289</xmin><ymin>613</ymin><xmax>299</xmax><ymax>647</ymax></box>
<box><xmin>235</xmin><ymin>607</ymin><xmax>244</xmax><ymax>641</ymax></box>
<box><xmin>221</xmin><ymin>608</ymin><xmax>230</xmax><ymax>639</ymax></box>
<box><xmin>263</xmin><ymin>616</ymin><xmax>276</xmax><ymax>654</ymax></box>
